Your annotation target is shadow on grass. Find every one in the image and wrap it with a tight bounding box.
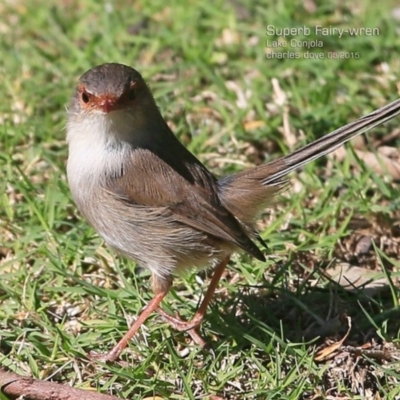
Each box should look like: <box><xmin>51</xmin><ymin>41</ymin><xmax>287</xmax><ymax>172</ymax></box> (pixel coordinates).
<box><xmin>195</xmin><ymin>276</ymin><xmax>400</xmax><ymax>351</ymax></box>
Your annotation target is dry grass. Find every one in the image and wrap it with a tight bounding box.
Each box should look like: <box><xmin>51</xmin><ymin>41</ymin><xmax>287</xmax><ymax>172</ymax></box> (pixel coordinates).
<box><xmin>1</xmin><ymin>0</ymin><xmax>400</xmax><ymax>399</ymax></box>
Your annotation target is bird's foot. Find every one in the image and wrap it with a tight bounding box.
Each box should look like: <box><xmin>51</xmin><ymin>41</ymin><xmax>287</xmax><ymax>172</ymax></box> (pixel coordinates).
<box><xmin>157</xmin><ymin>308</ymin><xmax>207</xmax><ymax>347</ymax></box>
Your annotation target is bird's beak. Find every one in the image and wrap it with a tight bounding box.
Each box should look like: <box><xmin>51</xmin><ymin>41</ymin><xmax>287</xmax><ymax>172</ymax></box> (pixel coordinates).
<box><xmin>98</xmin><ymin>95</ymin><xmax>119</xmax><ymax>114</ymax></box>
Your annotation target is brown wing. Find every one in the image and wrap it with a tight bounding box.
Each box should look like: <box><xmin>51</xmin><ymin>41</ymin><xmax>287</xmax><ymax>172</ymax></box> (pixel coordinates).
<box><xmin>106</xmin><ymin>147</ymin><xmax>265</xmax><ymax>261</ymax></box>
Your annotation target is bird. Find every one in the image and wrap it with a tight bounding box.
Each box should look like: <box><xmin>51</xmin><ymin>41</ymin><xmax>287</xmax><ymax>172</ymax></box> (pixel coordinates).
<box><xmin>66</xmin><ymin>63</ymin><xmax>400</xmax><ymax>361</ymax></box>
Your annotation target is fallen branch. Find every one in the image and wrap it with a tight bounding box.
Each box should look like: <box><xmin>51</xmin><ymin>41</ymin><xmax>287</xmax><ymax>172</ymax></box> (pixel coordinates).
<box><xmin>0</xmin><ymin>368</ymin><xmax>122</xmax><ymax>400</ymax></box>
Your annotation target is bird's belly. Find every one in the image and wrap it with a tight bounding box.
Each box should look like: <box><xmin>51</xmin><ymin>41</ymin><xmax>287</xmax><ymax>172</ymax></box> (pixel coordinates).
<box><xmin>79</xmin><ymin>191</ymin><xmax>235</xmax><ymax>278</ymax></box>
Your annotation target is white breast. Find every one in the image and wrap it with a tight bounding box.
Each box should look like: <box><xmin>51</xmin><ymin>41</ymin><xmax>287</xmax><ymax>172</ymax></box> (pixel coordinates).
<box><xmin>66</xmin><ymin>111</ymin><xmax>134</xmax><ymax>205</ymax></box>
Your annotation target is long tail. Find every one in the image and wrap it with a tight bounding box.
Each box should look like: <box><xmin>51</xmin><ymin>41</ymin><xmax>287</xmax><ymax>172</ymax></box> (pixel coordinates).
<box><xmin>263</xmin><ymin>97</ymin><xmax>400</xmax><ymax>185</ymax></box>
<box><xmin>219</xmin><ymin>97</ymin><xmax>400</xmax><ymax>226</ymax></box>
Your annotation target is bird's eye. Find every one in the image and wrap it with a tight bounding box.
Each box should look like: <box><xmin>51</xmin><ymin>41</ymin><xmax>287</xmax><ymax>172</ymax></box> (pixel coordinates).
<box><xmin>81</xmin><ymin>92</ymin><xmax>90</xmax><ymax>103</ymax></box>
<box><xmin>127</xmin><ymin>88</ymin><xmax>136</xmax><ymax>101</ymax></box>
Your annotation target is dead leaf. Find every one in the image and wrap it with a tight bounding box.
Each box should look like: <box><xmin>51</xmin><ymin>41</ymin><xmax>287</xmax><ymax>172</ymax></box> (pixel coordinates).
<box><xmin>314</xmin><ymin>316</ymin><xmax>352</xmax><ymax>361</ymax></box>
<box><xmin>216</xmin><ymin>28</ymin><xmax>241</xmax><ymax>46</ymax></box>
<box><xmin>271</xmin><ymin>78</ymin><xmax>297</xmax><ymax>149</ymax></box>
<box><xmin>331</xmin><ymin>146</ymin><xmax>400</xmax><ymax>180</ymax></box>
<box><xmin>243</xmin><ymin>120</ymin><xmax>265</xmax><ymax>131</ymax></box>
<box><xmin>303</xmin><ymin>0</ymin><xmax>317</xmax><ymax>13</ymax></box>
<box><xmin>373</xmin><ymin>128</ymin><xmax>400</xmax><ymax>147</ymax></box>
<box><xmin>143</xmin><ymin>397</ymin><xmax>166</xmax><ymax>400</ymax></box>
<box><xmin>225</xmin><ymin>80</ymin><xmax>251</xmax><ymax>109</ymax></box>
<box><xmin>326</xmin><ymin>263</ymin><xmax>390</xmax><ymax>296</ymax></box>
<box><xmin>354</xmin><ymin>235</ymin><xmax>372</xmax><ymax>255</ymax></box>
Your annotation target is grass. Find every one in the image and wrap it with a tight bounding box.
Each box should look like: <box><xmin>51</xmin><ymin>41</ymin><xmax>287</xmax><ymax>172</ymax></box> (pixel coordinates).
<box><xmin>1</xmin><ymin>0</ymin><xmax>400</xmax><ymax>399</ymax></box>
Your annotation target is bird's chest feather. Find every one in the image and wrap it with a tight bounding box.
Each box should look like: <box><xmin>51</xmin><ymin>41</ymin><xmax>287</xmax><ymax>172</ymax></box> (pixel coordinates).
<box><xmin>66</xmin><ymin>112</ymin><xmax>136</xmax><ymax>212</ymax></box>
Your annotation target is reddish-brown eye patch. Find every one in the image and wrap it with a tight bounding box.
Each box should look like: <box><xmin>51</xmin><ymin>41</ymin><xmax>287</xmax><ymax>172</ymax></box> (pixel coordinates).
<box><xmin>77</xmin><ymin>80</ymin><xmax>140</xmax><ymax>113</ymax></box>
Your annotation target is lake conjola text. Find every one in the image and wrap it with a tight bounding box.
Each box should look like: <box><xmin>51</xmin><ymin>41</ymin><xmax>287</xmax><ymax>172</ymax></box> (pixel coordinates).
<box><xmin>266</xmin><ymin>39</ymin><xmax>323</xmax><ymax>49</ymax></box>
<box><xmin>266</xmin><ymin>25</ymin><xmax>380</xmax><ymax>39</ymax></box>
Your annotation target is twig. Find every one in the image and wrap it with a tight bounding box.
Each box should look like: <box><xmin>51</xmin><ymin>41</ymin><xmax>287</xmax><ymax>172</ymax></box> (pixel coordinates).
<box><xmin>0</xmin><ymin>368</ymin><xmax>123</xmax><ymax>400</ymax></box>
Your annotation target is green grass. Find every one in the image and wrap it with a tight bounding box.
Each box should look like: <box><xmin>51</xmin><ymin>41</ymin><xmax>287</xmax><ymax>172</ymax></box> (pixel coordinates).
<box><xmin>1</xmin><ymin>0</ymin><xmax>400</xmax><ymax>399</ymax></box>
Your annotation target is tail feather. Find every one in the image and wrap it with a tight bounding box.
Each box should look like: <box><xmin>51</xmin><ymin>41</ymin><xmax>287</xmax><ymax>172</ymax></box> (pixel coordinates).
<box><xmin>263</xmin><ymin>98</ymin><xmax>400</xmax><ymax>184</ymax></box>
<box><xmin>219</xmin><ymin>97</ymin><xmax>400</xmax><ymax>226</ymax></box>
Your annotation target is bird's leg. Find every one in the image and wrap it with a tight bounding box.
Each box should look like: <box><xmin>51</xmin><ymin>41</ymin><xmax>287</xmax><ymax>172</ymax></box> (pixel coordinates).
<box><xmin>91</xmin><ymin>275</ymin><xmax>171</xmax><ymax>362</ymax></box>
<box><xmin>157</xmin><ymin>256</ymin><xmax>230</xmax><ymax>346</ymax></box>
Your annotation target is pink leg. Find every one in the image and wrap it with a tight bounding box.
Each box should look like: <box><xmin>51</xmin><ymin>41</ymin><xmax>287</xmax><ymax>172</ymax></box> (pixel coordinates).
<box><xmin>157</xmin><ymin>256</ymin><xmax>230</xmax><ymax>346</ymax></box>
<box><xmin>91</xmin><ymin>290</ymin><xmax>168</xmax><ymax>362</ymax></box>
